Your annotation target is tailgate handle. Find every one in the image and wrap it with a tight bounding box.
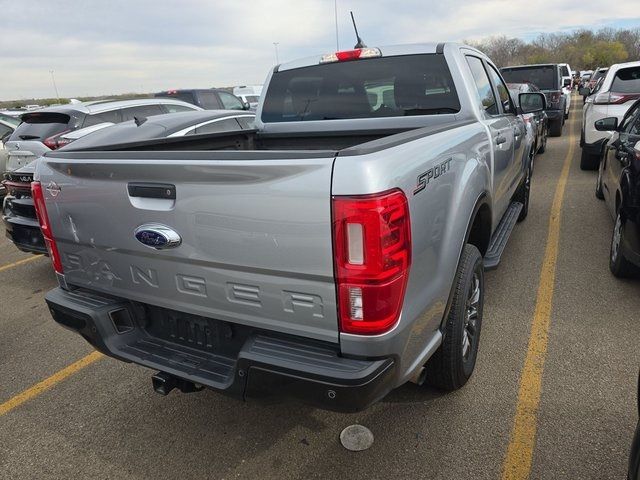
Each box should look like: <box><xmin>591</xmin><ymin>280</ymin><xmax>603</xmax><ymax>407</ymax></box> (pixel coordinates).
<box><xmin>128</xmin><ymin>183</ymin><xmax>176</xmax><ymax>200</ymax></box>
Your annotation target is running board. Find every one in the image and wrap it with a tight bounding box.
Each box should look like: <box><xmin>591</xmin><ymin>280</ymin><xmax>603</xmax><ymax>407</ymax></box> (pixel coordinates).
<box><xmin>483</xmin><ymin>202</ymin><xmax>523</xmax><ymax>271</ymax></box>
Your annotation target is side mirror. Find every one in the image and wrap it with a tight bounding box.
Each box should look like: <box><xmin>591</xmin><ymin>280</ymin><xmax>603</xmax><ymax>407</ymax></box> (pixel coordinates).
<box><xmin>579</xmin><ymin>87</ymin><xmax>590</xmax><ymax>96</ymax></box>
<box><xmin>563</xmin><ymin>78</ymin><xmax>571</xmax><ymax>88</ymax></box>
<box><xmin>243</xmin><ymin>101</ymin><xmax>250</xmax><ymax>110</ymax></box>
<box><xmin>594</xmin><ymin>117</ymin><xmax>618</xmax><ymax>132</ymax></box>
<box><xmin>519</xmin><ymin>92</ymin><xmax>546</xmax><ymax>114</ymax></box>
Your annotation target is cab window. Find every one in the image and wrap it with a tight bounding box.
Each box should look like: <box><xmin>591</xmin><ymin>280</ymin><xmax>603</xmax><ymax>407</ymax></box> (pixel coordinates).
<box><xmin>466</xmin><ymin>56</ymin><xmax>498</xmax><ymax>116</ymax></box>
<box><xmin>486</xmin><ymin>64</ymin><xmax>513</xmax><ymax>114</ymax></box>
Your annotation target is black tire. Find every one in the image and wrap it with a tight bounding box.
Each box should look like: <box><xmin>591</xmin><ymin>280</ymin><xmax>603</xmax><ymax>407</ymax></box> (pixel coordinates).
<box><xmin>564</xmin><ymin>110</ymin><xmax>569</xmax><ymax>120</ymax></box>
<box><xmin>595</xmin><ymin>161</ymin><xmax>604</xmax><ymax>199</ymax></box>
<box><xmin>549</xmin><ymin>118</ymin><xmax>563</xmax><ymax>137</ymax></box>
<box><xmin>426</xmin><ymin>244</ymin><xmax>484</xmax><ymax>391</ymax></box>
<box><xmin>580</xmin><ymin>148</ymin><xmax>600</xmax><ymax>171</ymax></box>
<box><xmin>610</xmin><ymin>211</ymin><xmax>637</xmax><ymax>278</ymax></box>
<box><xmin>514</xmin><ymin>161</ymin><xmax>532</xmax><ymax>222</ymax></box>
<box><xmin>538</xmin><ymin>128</ymin><xmax>547</xmax><ymax>154</ymax></box>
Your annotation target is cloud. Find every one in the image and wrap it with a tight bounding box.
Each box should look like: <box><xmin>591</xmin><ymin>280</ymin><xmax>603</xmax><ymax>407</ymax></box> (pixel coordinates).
<box><xmin>0</xmin><ymin>0</ymin><xmax>638</xmax><ymax>99</ymax></box>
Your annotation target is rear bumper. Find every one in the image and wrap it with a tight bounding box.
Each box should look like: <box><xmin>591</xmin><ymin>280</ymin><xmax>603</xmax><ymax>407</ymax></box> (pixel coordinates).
<box><xmin>2</xmin><ymin>195</ymin><xmax>46</xmax><ymax>255</ymax></box>
<box><xmin>45</xmin><ymin>287</ymin><xmax>396</xmax><ymax>412</ymax></box>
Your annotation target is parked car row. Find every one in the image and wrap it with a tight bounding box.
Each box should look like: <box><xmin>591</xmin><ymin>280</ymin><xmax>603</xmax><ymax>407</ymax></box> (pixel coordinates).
<box><xmin>501</xmin><ymin>63</ymin><xmax>571</xmax><ymax>138</ymax></box>
<box><xmin>2</xmin><ymin>100</ymin><xmax>255</xmax><ymax>257</ymax></box>
<box><xmin>570</xmin><ymin>59</ymin><xmax>640</xmax><ymax>480</ymax></box>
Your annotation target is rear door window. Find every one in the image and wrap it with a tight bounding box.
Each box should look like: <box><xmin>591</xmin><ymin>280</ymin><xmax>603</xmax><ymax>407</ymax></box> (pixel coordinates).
<box><xmin>611</xmin><ymin>67</ymin><xmax>640</xmax><ymax>93</ymax></box>
<box><xmin>486</xmin><ymin>64</ymin><xmax>513</xmax><ymax>114</ymax></box>
<box><xmin>262</xmin><ymin>54</ymin><xmax>460</xmax><ymax>122</ymax></box>
<box><xmin>10</xmin><ymin>112</ymin><xmax>73</xmax><ymax>141</ymax></box>
<box><xmin>466</xmin><ymin>56</ymin><xmax>498</xmax><ymax>116</ymax></box>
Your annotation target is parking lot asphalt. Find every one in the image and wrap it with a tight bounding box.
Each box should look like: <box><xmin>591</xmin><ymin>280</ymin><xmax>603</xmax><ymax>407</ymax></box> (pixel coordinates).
<box><xmin>1</xmin><ymin>99</ymin><xmax>639</xmax><ymax>479</ymax></box>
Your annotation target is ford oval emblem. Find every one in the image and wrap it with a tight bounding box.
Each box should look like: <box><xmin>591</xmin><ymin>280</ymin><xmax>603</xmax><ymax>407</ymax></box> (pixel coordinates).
<box><xmin>134</xmin><ymin>224</ymin><xmax>181</xmax><ymax>250</ymax></box>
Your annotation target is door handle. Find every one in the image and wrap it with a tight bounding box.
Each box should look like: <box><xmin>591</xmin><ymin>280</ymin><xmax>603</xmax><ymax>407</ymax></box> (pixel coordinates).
<box><xmin>495</xmin><ymin>135</ymin><xmax>507</xmax><ymax>145</ymax></box>
<box><xmin>128</xmin><ymin>182</ymin><xmax>176</xmax><ymax>200</ymax></box>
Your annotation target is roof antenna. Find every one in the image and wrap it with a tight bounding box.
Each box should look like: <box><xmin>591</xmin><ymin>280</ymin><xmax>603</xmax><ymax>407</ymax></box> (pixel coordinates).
<box><xmin>350</xmin><ymin>11</ymin><xmax>366</xmax><ymax>49</ymax></box>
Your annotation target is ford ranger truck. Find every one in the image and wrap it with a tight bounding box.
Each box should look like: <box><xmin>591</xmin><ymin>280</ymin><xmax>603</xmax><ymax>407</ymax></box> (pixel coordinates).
<box><xmin>36</xmin><ymin>43</ymin><xmax>544</xmax><ymax>412</ymax></box>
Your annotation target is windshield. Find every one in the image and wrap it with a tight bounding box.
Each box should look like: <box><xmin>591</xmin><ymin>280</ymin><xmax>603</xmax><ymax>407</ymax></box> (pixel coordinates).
<box><xmin>261</xmin><ymin>54</ymin><xmax>460</xmax><ymax>122</ymax></box>
<box><xmin>501</xmin><ymin>66</ymin><xmax>557</xmax><ymax>91</ymax></box>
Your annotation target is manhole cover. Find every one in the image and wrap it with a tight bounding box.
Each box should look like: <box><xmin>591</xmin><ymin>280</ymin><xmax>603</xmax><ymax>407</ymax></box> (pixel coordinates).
<box><xmin>340</xmin><ymin>424</ymin><xmax>374</xmax><ymax>451</ymax></box>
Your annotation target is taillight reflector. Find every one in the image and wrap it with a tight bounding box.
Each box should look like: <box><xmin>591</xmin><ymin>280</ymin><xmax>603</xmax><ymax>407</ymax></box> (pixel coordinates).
<box><xmin>332</xmin><ymin>189</ymin><xmax>411</xmax><ymax>335</ymax></box>
<box><xmin>31</xmin><ymin>181</ymin><xmax>63</xmax><ymax>274</ymax></box>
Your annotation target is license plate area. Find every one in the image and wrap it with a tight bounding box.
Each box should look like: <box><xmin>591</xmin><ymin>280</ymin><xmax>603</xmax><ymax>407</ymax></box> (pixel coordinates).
<box><xmin>142</xmin><ymin>304</ymin><xmax>253</xmax><ymax>358</ymax></box>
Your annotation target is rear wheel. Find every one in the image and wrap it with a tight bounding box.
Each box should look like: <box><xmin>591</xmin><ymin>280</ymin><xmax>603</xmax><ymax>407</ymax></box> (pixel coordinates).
<box><xmin>580</xmin><ymin>148</ymin><xmax>600</xmax><ymax>170</ymax></box>
<box><xmin>610</xmin><ymin>211</ymin><xmax>637</xmax><ymax>278</ymax></box>
<box><xmin>426</xmin><ymin>244</ymin><xmax>484</xmax><ymax>391</ymax></box>
<box><xmin>549</xmin><ymin>118</ymin><xmax>563</xmax><ymax>137</ymax></box>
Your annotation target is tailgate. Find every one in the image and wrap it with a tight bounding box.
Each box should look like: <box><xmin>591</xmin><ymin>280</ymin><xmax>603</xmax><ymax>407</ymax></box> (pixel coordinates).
<box><xmin>38</xmin><ymin>150</ymin><xmax>339</xmax><ymax>343</ymax></box>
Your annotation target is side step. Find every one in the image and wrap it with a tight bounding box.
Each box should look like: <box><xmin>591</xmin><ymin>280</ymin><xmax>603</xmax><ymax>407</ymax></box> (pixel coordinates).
<box><xmin>483</xmin><ymin>202</ymin><xmax>523</xmax><ymax>271</ymax></box>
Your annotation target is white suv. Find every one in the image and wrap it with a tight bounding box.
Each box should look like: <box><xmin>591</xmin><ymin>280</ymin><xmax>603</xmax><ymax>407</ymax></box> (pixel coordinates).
<box><xmin>580</xmin><ymin>60</ymin><xmax>640</xmax><ymax>170</ymax></box>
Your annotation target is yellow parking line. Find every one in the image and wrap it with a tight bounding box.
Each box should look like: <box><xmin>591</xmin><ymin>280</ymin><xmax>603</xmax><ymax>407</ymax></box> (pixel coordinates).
<box><xmin>501</xmin><ymin>119</ymin><xmax>576</xmax><ymax>479</ymax></box>
<box><xmin>0</xmin><ymin>351</ymin><xmax>103</xmax><ymax>417</ymax></box>
<box><xmin>0</xmin><ymin>255</ymin><xmax>44</xmax><ymax>273</ymax></box>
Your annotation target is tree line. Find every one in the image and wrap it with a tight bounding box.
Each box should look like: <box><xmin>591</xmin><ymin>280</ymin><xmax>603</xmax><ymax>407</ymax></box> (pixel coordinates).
<box><xmin>467</xmin><ymin>27</ymin><xmax>640</xmax><ymax>70</ymax></box>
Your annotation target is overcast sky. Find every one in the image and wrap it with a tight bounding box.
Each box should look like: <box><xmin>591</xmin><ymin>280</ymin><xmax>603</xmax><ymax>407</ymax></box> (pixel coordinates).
<box><xmin>1</xmin><ymin>0</ymin><xmax>639</xmax><ymax>100</ymax></box>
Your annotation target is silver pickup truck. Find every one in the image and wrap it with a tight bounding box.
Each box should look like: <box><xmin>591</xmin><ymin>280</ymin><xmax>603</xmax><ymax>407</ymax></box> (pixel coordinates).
<box><xmin>35</xmin><ymin>43</ymin><xmax>544</xmax><ymax>412</ymax></box>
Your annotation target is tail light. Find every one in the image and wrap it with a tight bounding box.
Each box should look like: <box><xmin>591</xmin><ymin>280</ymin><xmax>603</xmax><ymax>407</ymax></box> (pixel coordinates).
<box><xmin>332</xmin><ymin>189</ymin><xmax>411</xmax><ymax>335</ymax></box>
<box><xmin>43</xmin><ymin>130</ymin><xmax>71</xmax><ymax>150</ymax></box>
<box><xmin>31</xmin><ymin>181</ymin><xmax>63</xmax><ymax>274</ymax></box>
<box><xmin>593</xmin><ymin>92</ymin><xmax>640</xmax><ymax>105</ymax></box>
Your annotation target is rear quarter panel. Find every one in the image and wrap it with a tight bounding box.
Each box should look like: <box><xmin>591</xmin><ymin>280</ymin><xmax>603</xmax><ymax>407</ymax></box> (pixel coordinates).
<box><xmin>333</xmin><ymin>121</ymin><xmax>491</xmax><ymax>381</ymax></box>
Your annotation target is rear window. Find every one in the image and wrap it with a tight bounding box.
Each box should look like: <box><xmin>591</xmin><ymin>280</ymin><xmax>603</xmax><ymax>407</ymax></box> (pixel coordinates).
<box><xmin>10</xmin><ymin>112</ymin><xmax>73</xmax><ymax>141</ymax></box>
<box><xmin>611</xmin><ymin>67</ymin><xmax>640</xmax><ymax>94</ymax></box>
<box><xmin>500</xmin><ymin>66</ymin><xmax>558</xmax><ymax>91</ymax></box>
<box><xmin>261</xmin><ymin>54</ymin><xmax>460</xmax><ymax>122</ymax></box>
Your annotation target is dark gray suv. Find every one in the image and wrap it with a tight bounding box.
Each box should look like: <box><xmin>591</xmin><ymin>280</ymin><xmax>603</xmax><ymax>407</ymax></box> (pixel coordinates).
<box><xmin>501</xmin><ymin>64</ymin><xmax>567</xmax><ymax>137</ymax></box>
